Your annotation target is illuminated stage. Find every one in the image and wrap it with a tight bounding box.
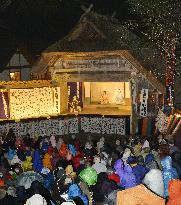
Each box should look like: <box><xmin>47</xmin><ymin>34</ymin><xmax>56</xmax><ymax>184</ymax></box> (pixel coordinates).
<box><xmin>83</xmin><ymin>100</ymin><xmax>131</xmax><ymax>116</ymax></box>
<box><xmin>64</xmin><ymin>101</ymin><xmax>131</xmax><ymax>116</ymax></box>
<box><xmin>65</xmin><ymin>82</ymin><xmax>132</xmax><ymax>116</ymax></box>
<box><xmin>32</xmin><ymin>49</ymin><xmax>166</xmax><ymax>134</ymax></box>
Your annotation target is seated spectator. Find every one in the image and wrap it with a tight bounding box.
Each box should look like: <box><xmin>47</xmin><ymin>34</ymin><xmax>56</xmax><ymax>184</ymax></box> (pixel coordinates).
<box><xmin>171</xmin><ymin>151</ymin><xmax>181</xmax><ymax>179</ymax></box>
<box><xmin>145</xmin><ymin>153</ymin><xmax>159</xmax><ymax>170</ymax></box>
<box><xmin>127</xmin><ymin>156</ymin><xmax>149</xmax><ymax>184</ymax></box>
<box><xmin>114</xmin><ymin>159</ymin><xmax>137</xmax><ymax>189</ymax></box>
<box><xmin>161</xmin><ymin>156</ymin><xmax>179</xmax><ymax>198</ymax></box>
<box><xmin>143</xmin><ymin>169</ymin><xmax>164</xmax><ymax>197</ymax></box>
<box><xmin>26</xmin><ymin>194</ymin><xmax>47</xmax><ymax>205</ymax></box>
<box><xmin>168</xmin><ymin>139</ymin><xmax>180</xmax><ymax>155</ymax></box>
<box><xmin>92</xmin><ymin>155</ymin><xmax>107</xmax><ymax>174</ymax></box>
<box><xmin>167</xmin><ymin>179</ymin><xmax>181</xmax><ymax>205</ymax></box>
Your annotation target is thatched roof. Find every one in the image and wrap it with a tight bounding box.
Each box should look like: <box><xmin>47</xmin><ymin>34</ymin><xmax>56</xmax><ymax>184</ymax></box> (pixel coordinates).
<box><xmin>45</xmin><ymin>11</ymin><xmax>139</xmax><ymax>52</ymax></box>
<box><xmin>32</xmin><ymin>11</ymin><xmax>166</xmax><ymax>83</ymax></box>
<box><xmin>45</xmin><ymin>11</ymin><xmax>166</xmax><ymax>79</ymax></box>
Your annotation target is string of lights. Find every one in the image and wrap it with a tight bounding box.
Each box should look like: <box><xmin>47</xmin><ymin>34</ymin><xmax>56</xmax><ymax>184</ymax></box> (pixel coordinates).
<box><xmin>127</xmin><ymin>0</ymin><xmax>181</xmax><ymax>105</ymax></box>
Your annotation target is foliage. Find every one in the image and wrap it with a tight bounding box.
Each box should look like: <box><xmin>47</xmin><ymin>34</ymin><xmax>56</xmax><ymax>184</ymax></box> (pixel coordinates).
<box><xmin>127</xmin><ymin>0</ymin><xmax>181</xmax><ymax>51</ymax></box>
<box><xmin>127</xmin><ymin>0</ymin><xmax>181</xmax><ymax>86</ymax></box>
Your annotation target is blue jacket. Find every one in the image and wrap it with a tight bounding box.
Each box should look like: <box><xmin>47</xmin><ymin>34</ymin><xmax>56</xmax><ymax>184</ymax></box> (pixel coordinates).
<box><xmin>41</xmin><ymin>142</ymin><xmax>49</xmax><ymax>154</ymax></box>
<box><xmin>7</xmin><ymin>148</ymin><xmax>16</xmax><ymax>160</ymax></box>
<box><xmin>145</xmin><ymin>154</ymin><xmax>158</xmax><ymax>170</ymax></box>
<box><xmin>132</xmin><ymin>165</ymin><xmax>149</xmax><ymax>184</ymax></box>
<box><xmin>68</xmin><ymin>144</ymin><xmax>76</xmax><ymax>157</ymax></box>
<box><xmin>121</xmin><ymin>165</ymin><xmax>137</xmax><ymax>189</ymax></box>
<box><xmin>68</xmin><ymin>183</ymin><xmax>88</xmax><ymax>205</ymax></box>
<box><xmin>33</xmin><ymin>150</ymin><xmax>43</xmax><ymax>173</ymax></box>
<box><xmin>114</xmin><ymin>160</ymin><xmax>137</xmax><ymax>189</ymax></box>
<box><xmin>43</xmin><ymin>172</ymin><xmax>54</xmax><ymax>191</ymax></box>
<box><xmin>161</xmin><ymin>156</ymin><xmax>179</xmax><ymax>198</ymax></box>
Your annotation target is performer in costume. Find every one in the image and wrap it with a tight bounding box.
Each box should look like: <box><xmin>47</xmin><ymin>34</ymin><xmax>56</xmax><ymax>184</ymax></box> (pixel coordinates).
<box><xmin>115</xmin><ymin>89</ymin><xmax>124</xmax><ymax>104</ymax></box>
<box><xmin>100</xmin><ymin>91</ymin><xmax>109</xmax><ymax>104</ymax></box>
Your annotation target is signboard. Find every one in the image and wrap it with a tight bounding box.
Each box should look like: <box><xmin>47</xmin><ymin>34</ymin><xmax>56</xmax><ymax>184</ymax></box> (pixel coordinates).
<box><xmin>53</xmin><ymin>57</ymin><xmax>137</xmax><ymax>72</ymax></box>
<box><xmin>140</xmin><ymin>89</ymin><xmax>148</xmax><ymax>117</ymax></box>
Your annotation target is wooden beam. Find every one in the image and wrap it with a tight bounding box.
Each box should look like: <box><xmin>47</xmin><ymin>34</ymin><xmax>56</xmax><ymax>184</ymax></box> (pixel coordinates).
<box><xmin>53</xmin><ymin>73</ymin><xmax>131</xmax><ymax>82</ymax></box>
<box><xmin>0</xmin><ymin>80</ymin><xmax>52</xmax><ymax>89</ymax></box>
<box><xmin>37</xmin><ymin>50</ymin><xmax>165</xmax><ymax>94</ymax></box>
<box><xmin>81</xmin><ymin>4</ymin><xmax>94</xmax><ymax>13</ymax></box>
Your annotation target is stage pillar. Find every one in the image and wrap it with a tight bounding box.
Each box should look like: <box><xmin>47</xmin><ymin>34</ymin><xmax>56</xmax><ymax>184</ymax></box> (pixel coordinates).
<box><xmin>59</xmin><ymin>82</ymin><xmax>68</xmax><ymax>113</ymax></box>
<box><xmin>130</xmin><ymin>78</ymin><xmax>138</xmax><ymax>135</ymax></box>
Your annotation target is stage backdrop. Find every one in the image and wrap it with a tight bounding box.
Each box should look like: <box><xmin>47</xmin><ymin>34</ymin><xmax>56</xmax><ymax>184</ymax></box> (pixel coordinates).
<box><xmin>0</xmin><ymin>91</ymin><xmax>10</xmax><ymax>119</ymax></box>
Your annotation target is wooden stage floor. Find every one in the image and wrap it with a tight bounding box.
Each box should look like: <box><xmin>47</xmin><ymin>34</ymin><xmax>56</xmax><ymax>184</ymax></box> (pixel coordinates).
<box><xmin>62</xmin><ymin>99</ymin><xmax>131</xmax><ymax>116</ymax></box>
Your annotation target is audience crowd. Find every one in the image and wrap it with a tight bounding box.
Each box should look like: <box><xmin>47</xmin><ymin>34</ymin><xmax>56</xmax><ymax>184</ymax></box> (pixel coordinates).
<box><xmin>0</xmin><ymin>128</ymin><xmax>181</xmax><ymax>205</ymax></box>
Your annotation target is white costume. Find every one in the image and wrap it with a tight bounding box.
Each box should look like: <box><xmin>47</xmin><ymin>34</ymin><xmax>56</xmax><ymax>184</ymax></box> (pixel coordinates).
<box><xmin>114</xmin><ymin>89</ymin><xmax>124</xmax><ymax>104</ymax></box>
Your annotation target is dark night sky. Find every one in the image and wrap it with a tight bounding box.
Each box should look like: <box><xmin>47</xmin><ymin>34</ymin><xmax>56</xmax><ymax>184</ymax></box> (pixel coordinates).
<box><xmin>0</xmin><ymin>0</ymin><xmax>130</xmax><ymax>67</ymax></box>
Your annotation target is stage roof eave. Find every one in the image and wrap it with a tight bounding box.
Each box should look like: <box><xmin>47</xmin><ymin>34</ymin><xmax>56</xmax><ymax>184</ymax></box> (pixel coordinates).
<box><xmin>31</xmin><ymin>50</ymin><xmax>165</xmax><ymax>94</ymax></box>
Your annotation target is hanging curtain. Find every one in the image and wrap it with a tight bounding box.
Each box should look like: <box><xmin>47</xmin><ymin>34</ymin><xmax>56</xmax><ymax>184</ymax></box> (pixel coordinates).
<box><xmin>142</xmin><ymin>117</ymin><xmax>148</xmax><ymax>136</ymax></box>
<box><xmin>67</xmin><ymin>82</ymin><xmax>83</xmax><ymax>109</ymax></box>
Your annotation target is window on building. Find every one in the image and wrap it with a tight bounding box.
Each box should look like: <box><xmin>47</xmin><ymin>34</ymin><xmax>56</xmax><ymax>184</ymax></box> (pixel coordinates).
<box><xmin>9</xmin><ymin>71</ymin><xmax>21</xmax><ymax>81</ymax></box>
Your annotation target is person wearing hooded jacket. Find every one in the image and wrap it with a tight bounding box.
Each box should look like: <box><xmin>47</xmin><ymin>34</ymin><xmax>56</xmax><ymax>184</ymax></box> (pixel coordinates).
<box><xmin>27</xmin><ymin>180</ymin><xmax>56</xmax><ymax>205</ymax></box>
<box><xmin>127</xmin><ymin>156</ymin><xmax>149</xmax><ymax>184</ymax></box>
<box><xmin>92</xmin><ymin>172</ymin><xmax>119</xmax><ymax>204</ymax></box>
<box><xmin>145</xmin><ymin>153</ymin><xmax>159</xmax><ymax>170</ymax></box>
<box><xmin>79</xmin><ymin>167</ymin><xmax>98</xmax><ymax>205</ymax></box>
<box><xmin>121</xmin><ymin>165</ymin><xmax>137</xmax><ymax>189</ymax></box>
<box><xmin>151</xmin><ymin>149</ymin><xmax>162</xmax><ymax>170</ymax></box>
<box><xmin>167</xmin><ymin>179</ymin><xmax>181</xmax><ymax>205</ymax></box>
<box><xmin>0</xmin><ymin>188</ymin><xmax>17</xmax><ymax>205</ymax></box>
<box><xmin>171</xmin><ymin>151</ymin><xmax>181</xmax><ymax>179</ymax></box>
<box><xmin>26</xmin><ymin>194</ymin><xmax>47</xmax><ymax>205</ymax></box>
<box><xmin>132</xmin><ymin>139</ymin><xmax>142</xmax><ymax>157</ymax></box>
<box><xmin>101</xmin><ymin>178</ymin><xmax>119</xmax><ymax>205</ymax></box>
<box><xmin>52</xmin><ymin>168</ymin><xmax>67</xmax><ymax>203</ymax></box>
<box><xmin>143</xmin><ymin>169</ymin><xmax>164</xmax><ymax>197</ymax></box>
<box><xmin>33</xmin><ymin>149</ymin><xmax>43</xmax><ymax>173</ymax></box>
<box><xmin>68</xmin><ymin>183</ymin><xmax>88</xmax><ymax>205</ymax></box>
<box><xmin>122</xmin><ymin>148</ymin><xmax>132</xmax><ymax>164</ymax></box>
<box><xmin>114</xmin><ymin>159</ymin><xmax>137</xmax><ymax>189</ymax></box>
<box><xmin>161</xmin><ymin>156</ymin><xmax>179</xmax><ymax>198</ymax></box>
<box><xmin>16</xmin><ymin>186</ymin><xmax>27</xmax><ymax>205</ymax></box>
<box><xmin>92</xmin><ymin>155</ymin><xmax>107</xmax><ymax>174</ymax></box>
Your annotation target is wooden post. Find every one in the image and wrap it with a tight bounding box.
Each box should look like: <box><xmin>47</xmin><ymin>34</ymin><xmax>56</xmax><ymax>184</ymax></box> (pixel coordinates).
<box><xmin>130</xmin><ymin>79</ymin><xmax>137</xmax><ymax>135</ymax></box>
<box><xmin>124</xmin><ymin>82</ymin><xmax>126</xmax><ymax>98</ymax></box>
<box><xmin>59</xmin><ymin>81</ymin><xmax>68</xmax><ymax>113</ymax></box>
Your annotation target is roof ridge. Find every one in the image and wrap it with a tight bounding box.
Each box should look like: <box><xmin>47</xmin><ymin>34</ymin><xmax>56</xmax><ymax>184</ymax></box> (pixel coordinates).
<box><xmin>80</xmin><ymin>10</ymin><xmax>120</xmax><ymax>25</ymax></box>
